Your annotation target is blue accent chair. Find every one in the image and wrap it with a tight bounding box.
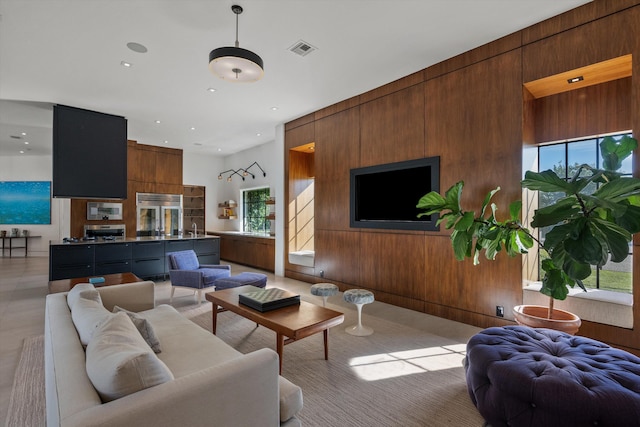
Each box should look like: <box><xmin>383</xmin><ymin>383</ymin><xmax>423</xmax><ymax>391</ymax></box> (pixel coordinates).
<box><xmin>167</xmin><ymin>250</ymin><xmax>231</xmax><ymax>304</ymax></box>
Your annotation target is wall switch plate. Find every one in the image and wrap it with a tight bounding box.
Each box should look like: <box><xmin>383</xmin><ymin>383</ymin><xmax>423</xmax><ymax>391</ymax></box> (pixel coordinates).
<box><xmin>496</xmin><ymin>306</ymin><xmax>504</xmax><ymax>317</ymax></box>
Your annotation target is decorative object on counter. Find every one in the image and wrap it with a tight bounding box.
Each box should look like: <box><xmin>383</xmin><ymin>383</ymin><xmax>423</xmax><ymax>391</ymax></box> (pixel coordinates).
<box><xmin>209</xmin><ymin>4</ymin><xmax>264</xmax><ymax>83</ymax></box>
<box><xmin>11</xmin><ymin>228</ymin><xmax>19</xmax><ymax>237</ymax></box>
<box><xmin>1</xmin><ymin>230</ymin><xmax>6</xmax><ymax>237</ymax></box>
<box><xmin>22</xmin><ymin>230</ymin><xmax>28</xmax><ymax>237</ymax></box>
<box><xmin>218</xmin><ymin>161</ymin><xmax>266</xmax><ymax>182</ymax></box>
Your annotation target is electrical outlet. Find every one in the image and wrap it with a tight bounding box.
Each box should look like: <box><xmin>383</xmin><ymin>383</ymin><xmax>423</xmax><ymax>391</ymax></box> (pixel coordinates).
<box><xmin>319</xmin><ymin>270</ymin><xmax>325</xmax><ymax>278</ymax></box>
<box><xmin>496</xmin><ymin>306</ymin><xmax>504</xmax><ymax>317</ymax></box>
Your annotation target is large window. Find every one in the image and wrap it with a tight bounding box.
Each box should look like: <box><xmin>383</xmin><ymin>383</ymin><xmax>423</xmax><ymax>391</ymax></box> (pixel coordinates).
<box><xmin>242</xmin><ymin>187</ymin><xmax>270</xmax><ymax>233</ymax></box>
<box><xmin>537</xmin><ymin>133</ymin><xmax>634</xmax><ymax>293</ymax></box>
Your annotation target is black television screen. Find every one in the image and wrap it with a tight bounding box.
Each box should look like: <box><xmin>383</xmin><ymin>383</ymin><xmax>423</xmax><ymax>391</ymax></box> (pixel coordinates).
<box><xmin>350</xmin><ymin>156</ymin><xmax>439</xmax><ymax>231</ymax></box>
<box><xmin>53</xmin><ymin>105</ymin><xmax>127</xmax><ymax>199</ymax></box>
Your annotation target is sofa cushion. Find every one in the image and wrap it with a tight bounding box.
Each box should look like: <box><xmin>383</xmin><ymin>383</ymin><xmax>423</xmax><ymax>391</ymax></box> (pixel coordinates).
<box><xmin>71</xmin><ymin>294</ymin><xmax>111</xmax><ymax>346</ymax></box>
<box><xmin>86</xmin><ymin>312</ymin><xmax>174</xmax><ymax>402</ymax></box>
<box><xmin>67</xmin><ymin>283</ymin><xmax>100</xmax><ymax>311</ymax></box>
<box><xmin>113</xmin><ymin>305</ymin><xmax>162</xmax><ymax>353</ymax></box>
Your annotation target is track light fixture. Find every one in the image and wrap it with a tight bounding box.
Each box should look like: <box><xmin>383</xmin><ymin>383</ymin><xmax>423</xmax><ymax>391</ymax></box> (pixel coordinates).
<box><xmin>217</xmin><ymin>162</ymin><xmax>266</xmax><ymax>182</ymax></box>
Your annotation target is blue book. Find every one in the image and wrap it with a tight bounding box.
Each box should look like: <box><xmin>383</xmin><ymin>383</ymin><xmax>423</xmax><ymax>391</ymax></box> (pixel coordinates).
<box><xmin>89</xmin><ymin>277</ymin><xmax>105</xmax><ymax>284</ymax></box>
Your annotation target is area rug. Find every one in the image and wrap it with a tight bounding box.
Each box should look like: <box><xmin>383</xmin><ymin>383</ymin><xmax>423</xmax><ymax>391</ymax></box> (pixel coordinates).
<box><xmin>5</xmin><ymin>335</ymin><xmax>45</xmax><ymax>427</ymax></box>
<box><xmin>6</xmin><ymin>305</ymin><xmax>484</xmax><ymax>427</ymax></box>
<box><xmin>181</xmin><ymin>303</ymin><xmax>485</xmax><ymax>427</ymax></box>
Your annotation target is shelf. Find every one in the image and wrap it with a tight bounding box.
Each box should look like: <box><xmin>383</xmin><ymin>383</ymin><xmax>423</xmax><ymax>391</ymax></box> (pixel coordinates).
<box><xmin>218</xmin><ymin>215</ymin><xmax>237</xmax><ymax>220</ymax></box>
<box><xmin>266</xmin><ymin>214</ymin><xmax>276</xmax><ymax>220</ymax></box>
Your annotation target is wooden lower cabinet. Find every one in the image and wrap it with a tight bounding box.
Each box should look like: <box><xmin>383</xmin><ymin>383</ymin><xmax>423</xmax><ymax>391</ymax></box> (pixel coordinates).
<box><xmin>213</xmin><ymin>234</ymin><xmax>275</xmax><ymax>272</ymax></box>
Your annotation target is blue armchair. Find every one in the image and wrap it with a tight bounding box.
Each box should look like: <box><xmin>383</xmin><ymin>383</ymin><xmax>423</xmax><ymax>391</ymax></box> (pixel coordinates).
<box><xmin>167</xmin><ymin>250</ymin><xmax>231</xmax><ymax>303</ymax></box>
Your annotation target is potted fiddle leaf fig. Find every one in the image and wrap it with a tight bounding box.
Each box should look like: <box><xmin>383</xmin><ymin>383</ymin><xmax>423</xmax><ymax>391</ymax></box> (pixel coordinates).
<box><xmin>416</xmin><ymin>135</ymin><xmax>640</xmax><ymax>334</ymax></box>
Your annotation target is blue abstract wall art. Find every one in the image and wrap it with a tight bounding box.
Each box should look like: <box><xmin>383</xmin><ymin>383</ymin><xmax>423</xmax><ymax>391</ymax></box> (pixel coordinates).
<box><xmin>0</xmin><ymin>181</ymin><xmax>52</xmax><ymax>224</ymax></box>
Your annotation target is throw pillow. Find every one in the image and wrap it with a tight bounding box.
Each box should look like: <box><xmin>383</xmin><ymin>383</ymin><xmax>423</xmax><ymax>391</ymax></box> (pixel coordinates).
<box><xmin>86</xmin><ymin>312</ymin><xmax>174</xmax><ymax>402</ymax></box>
<box><xmin>67</xmin><ymin>283</ymin><xmax>101</xmax><ymax>311</ymax></box>
<box><xmin>112</xmin><ymin>305</ymin><xmax>162</xmax><ymax>353</ymax></box>
<box><xmin>71</xmin><ymin>295</ymin><xmax>111</xmax><ymax>346</ymax></box>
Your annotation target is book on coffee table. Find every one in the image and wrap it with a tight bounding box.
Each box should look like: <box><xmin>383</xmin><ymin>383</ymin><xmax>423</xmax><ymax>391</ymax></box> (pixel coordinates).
<box><xmin>239</xmin><ymin>288</ymin><xmax>300</xmax><ymax>312</ymax></box>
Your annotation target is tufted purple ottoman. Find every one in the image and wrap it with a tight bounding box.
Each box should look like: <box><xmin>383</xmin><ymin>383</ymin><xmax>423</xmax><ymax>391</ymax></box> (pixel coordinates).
<box><xmin>465</xmin><ymin>326</ymin><xmax>640</xmax><ymax>427</ymax></box>
<box><xmin>213</xmin><ymin>272</ymin><xmax>267</xmax><ymax>291</ymax></box>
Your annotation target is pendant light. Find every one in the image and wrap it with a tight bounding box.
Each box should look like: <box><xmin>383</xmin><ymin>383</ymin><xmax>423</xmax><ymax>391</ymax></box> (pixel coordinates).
<box><xmin>209</xmin><ymin>5</ymin><xmax>264</xmax><ymax>82</ymax></box>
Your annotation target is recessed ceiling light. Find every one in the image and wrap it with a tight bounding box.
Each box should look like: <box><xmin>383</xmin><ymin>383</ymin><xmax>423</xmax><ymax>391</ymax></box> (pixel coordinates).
<box><xmin>155</xmin><ymin>120</ymin><xmax>161</xmax><ymax>124</ymax></box>
<box><xmin>256</xmin><ymin>133</ymin><xmax>261</xmax><ymax>137</ymax></box>
<box><xmin>217</xmin><ymin>148</ymin><xmax>222</xmax><ymax>152</ymax></box>
<box><xmin>24</xmin><ymin>141</ymin><xmax>29</xmax><ymax>145</ymax></box>
<box><xmin>126</xmin><ymin>42</ymin><xmax>148</xmax><ymax>53</ymax></box>
<box><xmin>19</xmin><ymin>150</ymin><xmax>24</xmax><ymax>154</ymax></box>
<box><xmin>567</xmin><ymin>76</ymin><xmax>584</xmax><ymax>84</ymax></box>
<box><xmin>194</xmin><ymin>142</ymin><xmax>202</xmax><ymax>146</ymax></box>
<box><xmin>271</xmin><ymin>107</ymin><xmax>278</xmax><ymax>111</ymax></box>
<box><xmin>207</xmin><ymin>88</ymin><xmax>216</xmax><ymax>92</ymax></box>
<box><xmin>21</xmin><ymin>132</ymin><xmax>27</xmax><ymax>136</ymax></box>
<box><xmin>121</xmin><ymin>61</ymin><xmax>132</xmax><ymax>67</ymax></box>
<box><xmin>164</xmin><ymin>140</ymin><xmax>168</xmax><ymax>144</ymax></box>
<box><xmin>190</xmin><ymin>127</ymin><xmax>196</xmax><ymax>131</ymax></box>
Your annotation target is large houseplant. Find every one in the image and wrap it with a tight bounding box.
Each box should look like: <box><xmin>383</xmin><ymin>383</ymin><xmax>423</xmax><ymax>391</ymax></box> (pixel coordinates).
<box><xmin>416</xmin><ymin>135</ymin><xmax>640</xmax><ymax>332</ymax></box>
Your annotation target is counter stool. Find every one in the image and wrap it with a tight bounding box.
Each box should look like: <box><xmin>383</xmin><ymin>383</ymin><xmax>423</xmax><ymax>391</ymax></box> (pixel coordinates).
<box><xmin>310</xmin><ymin>283</ymin><xmax>339</xmax><ymax>307</ymax></box>
<box><xmin>343</xmin><ymin>289</ymin><xmax>374</xmax><ymax>336</ymax></box>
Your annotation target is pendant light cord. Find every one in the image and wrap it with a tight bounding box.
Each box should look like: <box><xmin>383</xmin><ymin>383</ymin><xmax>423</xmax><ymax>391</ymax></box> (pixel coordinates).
<box><xmin>235</xmin><ymin>11</ymin><xmax>239</xmax><ymax>48</ymax></box>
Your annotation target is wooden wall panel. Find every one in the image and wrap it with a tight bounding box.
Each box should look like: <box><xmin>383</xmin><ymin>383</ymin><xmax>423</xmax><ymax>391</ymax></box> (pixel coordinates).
<box><xmin>128</xmin><ymin>141</ymin><xmax>156</xmax><ymax>183</ymax></box>
<box><xmin>534</xmin><ymin>78</ymin><xmax>632</xmax><ymax>143</ymax></box>
<box><xmin>425</xmin><ymin>50</ymin><xmax>523</xmax><ymax>210</ymax></box>
<box><xmin>314</xmin><ymin>107</ymin><xmax>359</xmax><ymax>231</ymax></box>
<box><xmin>314</xmin><ymin>230</ymin><xmax>361</xmax><ymax>285</ymax></box>
<box><xmin>359</xmin><ymin>232</ymin><xmax>426</xmax><ymax>300</ymax></box>
<box><xmin>523</xmin><ymin>8</ymin><xmax>639</xmax><ymax>83</ymax></box>
<box><xmin>359</xmin><ymin>83</ymin><xmax>425</xmax><ymax>167</ymax></box>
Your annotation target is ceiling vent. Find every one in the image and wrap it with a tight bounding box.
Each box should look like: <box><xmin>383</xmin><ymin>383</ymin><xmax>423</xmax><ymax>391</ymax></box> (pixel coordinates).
<box><xmin>288</xmin><ymin>40</ymin><xmax>317</xmax><ymax>57</ymax></box>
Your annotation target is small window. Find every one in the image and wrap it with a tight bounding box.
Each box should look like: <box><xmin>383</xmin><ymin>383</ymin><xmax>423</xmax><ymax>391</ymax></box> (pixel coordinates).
<box><xmin>536</xmin><ymin>133</ymin><xmax>634</xmax><ymax>294</ymax></box>
<box><xmin>242</xmin><ymin>187</ymin><xmax>270</xmax><ymax>233</ymax></box>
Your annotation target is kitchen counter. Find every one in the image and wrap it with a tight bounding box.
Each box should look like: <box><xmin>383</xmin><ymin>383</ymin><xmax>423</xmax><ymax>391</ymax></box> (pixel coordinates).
<box><xmin>49</xmin><ymin>235</ymin><xmax>218</xmax><ymax>245</ymax></box>
<box><xmin>207</xmin><ymin>230</ymin><xmax>274</xmax><ymax>240</ymax></box>
<box><xmin>206</xmin><ymin>231</ymin><xmax>275</xmax><ymax>271</ymax></box>
<box><xmin>49</xmin><ymin>235</ymin><xmax>221</xmax><ymax>281</ymax></box>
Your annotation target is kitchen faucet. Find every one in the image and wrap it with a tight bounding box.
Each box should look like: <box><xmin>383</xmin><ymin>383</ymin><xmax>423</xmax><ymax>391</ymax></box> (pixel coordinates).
<box><xmin>192</xmin><ymin>222</ymin><xmax>197</xmax><ymax>237</ymax></box>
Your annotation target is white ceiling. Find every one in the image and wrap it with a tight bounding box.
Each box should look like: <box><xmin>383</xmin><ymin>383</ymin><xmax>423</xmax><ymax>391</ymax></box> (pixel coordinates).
<box><xmin>0</xmin><ymin>0</ymin><xmax>591</xmax><ymax>158</ymax></box>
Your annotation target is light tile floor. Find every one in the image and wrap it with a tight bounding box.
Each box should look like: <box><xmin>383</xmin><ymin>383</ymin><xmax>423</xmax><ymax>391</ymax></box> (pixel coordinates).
<box><xmin>0</xmin><ymin>255</ymin><xmax>481</xmax><ymax>424</ymax></box>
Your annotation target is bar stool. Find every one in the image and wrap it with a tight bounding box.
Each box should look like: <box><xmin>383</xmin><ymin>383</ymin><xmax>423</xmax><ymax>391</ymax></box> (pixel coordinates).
<box><xmin>343</xmin><ymin>289</ymin><xmax>374</xmax><ymax>336</ymax></box>
<box><xmin>310</xmin><ymin>282</ymin><xmax>339</xmax><ymax>307</ymax></box>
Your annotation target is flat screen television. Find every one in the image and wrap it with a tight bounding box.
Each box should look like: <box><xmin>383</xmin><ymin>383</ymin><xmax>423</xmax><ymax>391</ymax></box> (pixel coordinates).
<box><xmin>350</xmin><ymin>156</ymin><xmax>439</xmax><ymax>231</ymax></box>
<box><xmin>52</xmin><ymin>105</ymin><xmax>127</xmax><ymax>199</ymax></box>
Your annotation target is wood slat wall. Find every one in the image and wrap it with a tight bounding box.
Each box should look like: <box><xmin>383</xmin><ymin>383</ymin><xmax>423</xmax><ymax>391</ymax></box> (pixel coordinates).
<box><xmin>284</xmin><ymin>2</ymin><xmax>640</xmax><ymax>354</ymax></box>
<box><xmin>70</xmin><ymin>141</ymin><xmax>183</xmax><ymax>238</ymax></box>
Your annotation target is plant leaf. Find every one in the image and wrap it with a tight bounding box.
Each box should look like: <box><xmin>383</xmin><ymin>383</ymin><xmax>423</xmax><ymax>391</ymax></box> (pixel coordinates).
<box><xmin>589</xmin><ymin>219</ymin><xmax>632</xmax><ymax>263</ymax></box>
<box><xmin>522</xmin><ymin>170</ymin><xmax>575</xmax><ymax>193</ymax></box>
<box><xmin>480</xmin><ymin>187</ymin><xmax>500</xmax><ymax>218</ymax></box>
<box><xmin>451</xmin><ymin>229</ymin><xmax>471</xmax><ymax>261</ymax></box>
<box><xmin>530</xmin><ymin>197</ymin><xmax>581</xmax><ymax>228</ymax></box>
<box><xmin>454</xmin><ymin>211</ymin><xmax>475</xmax><ymax>231</ymax></box>
<box><xmin>592</xmin><ymin>177</ymin><xmax>640</xmax><ymax>201</ymax></box>
<box><xmin>563</xmin><ymin>225</ymin><xmax>604</xmax><ymax>266</ymax></box>
<box><xmin>600</xmin><ymin>135</ymin><xmax>637</xmax><ymax>171</ymax></box>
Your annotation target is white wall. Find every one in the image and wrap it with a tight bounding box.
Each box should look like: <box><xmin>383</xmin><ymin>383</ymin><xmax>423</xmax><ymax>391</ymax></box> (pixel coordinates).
<box><xmin>182</xmin><ymin>152</ymin><xmax>224</xmax><ymax>233</ymax></box>
<box><xmin>0</xmin><ymin>154</ymin><xmax>69</xmax><ymax>256</ymax></box>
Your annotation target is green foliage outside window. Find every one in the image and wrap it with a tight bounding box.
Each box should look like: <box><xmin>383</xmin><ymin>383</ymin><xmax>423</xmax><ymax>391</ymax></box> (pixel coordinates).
<box><xmin>243</xmin><ymin>187</ymin><xmax>270</xmax><ymax>232</ymax></box>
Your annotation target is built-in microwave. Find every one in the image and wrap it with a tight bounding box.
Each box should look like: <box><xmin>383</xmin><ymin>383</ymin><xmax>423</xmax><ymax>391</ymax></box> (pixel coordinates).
<box><xmin>87</xmin><ymin>202</ymin><xmax>123</xmax><ymax>220</ymax></box>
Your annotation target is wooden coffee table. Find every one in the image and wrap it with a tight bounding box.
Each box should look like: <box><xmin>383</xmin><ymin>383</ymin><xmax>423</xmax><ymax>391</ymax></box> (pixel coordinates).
<box><xmin>48</xmin><ymin>272</ymin><xmax>143</xmax><ymax>294</ymax></box>
<box><xmin>206</xmin><ymin>285</ymin><xmax>344</xmax><ymax>373</ymax></box>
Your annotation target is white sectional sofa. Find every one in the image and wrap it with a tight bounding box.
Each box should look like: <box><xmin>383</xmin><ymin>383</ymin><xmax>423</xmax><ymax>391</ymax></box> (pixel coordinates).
<box><xmin>44</xmin><ymin>281</ymin><xmax>303</xmax><ymax>427</ymax></box>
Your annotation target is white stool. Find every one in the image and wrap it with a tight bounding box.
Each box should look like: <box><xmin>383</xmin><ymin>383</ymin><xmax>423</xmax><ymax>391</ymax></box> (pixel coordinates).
<box><xmin>343</xmin><ymin>289</ymin><xmax>374</xmax><ymax>336</ymax></box>
<box><xmin>310</xmin><ymin>282</ymin><xmax>339</xmax><ymax>307</ymax></box>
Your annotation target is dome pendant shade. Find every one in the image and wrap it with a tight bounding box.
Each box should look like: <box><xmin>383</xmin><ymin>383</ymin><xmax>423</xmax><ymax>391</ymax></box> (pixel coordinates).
<box><xmin>209</xmin><ymin>4</ymin><xmax>264</xmax><ymax>83</ymax></box>
<box><xmin>209</xmin><ymin>46</ymin><xmax>264</xmax><ymax>82</ymax></box>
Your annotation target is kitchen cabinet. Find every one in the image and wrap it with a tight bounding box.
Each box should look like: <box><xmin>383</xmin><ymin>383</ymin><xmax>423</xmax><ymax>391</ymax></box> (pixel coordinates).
<box><xmin>194</xmin><ymin>238</ymin><xmax>220</xmax><ymax>265</ymax></box>
<box><xmin>95</xmin><ymin>242</ymin><xmax>132</xmax><ymax>275</ymax></box>
<box><xmin>212</xmin><ymin>233</ymin><xmax>274</xmax><ymax>272</ymax></box>
<box><xmin>49</xmin><ymin>244</ymin><xmax>95</xmax><ymax>280</ymax></box>
<box><xmin>131</xmin><ymin>240</ymin><xmax>165</xmax><ymax>278</ymax></box>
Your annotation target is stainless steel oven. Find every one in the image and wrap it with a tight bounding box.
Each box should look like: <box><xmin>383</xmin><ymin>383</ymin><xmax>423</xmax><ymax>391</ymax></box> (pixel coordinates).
<box><xmin>84</xmin><ymin>224</ymin><xmax>126</xmax><ymax>240</ymax></box>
